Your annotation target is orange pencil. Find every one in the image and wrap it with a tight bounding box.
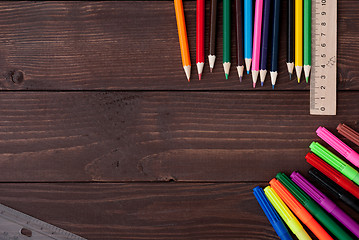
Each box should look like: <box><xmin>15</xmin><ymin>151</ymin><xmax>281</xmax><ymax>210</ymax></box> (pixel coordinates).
<box><xmin>174</xmin><ymin>0</ymin><xmax>191</xmax><ymax>81</ymax></box>
<box><xmin>270</xmin><ymin>178</ymin><xmax>333</xmax><ymax>240</ymax></box>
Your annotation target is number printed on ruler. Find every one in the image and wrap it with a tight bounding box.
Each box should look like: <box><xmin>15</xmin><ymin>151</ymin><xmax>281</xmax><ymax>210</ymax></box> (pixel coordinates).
<box><xmin>310</xmin><ymin>0</ymin><xmax>337</xmax><ymax>115</ymax></box>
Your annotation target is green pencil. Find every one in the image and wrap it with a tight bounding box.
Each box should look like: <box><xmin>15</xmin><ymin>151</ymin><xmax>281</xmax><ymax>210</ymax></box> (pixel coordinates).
<box><xmin>223</xmin><ymin>0</ymin><xmax>231</xmax><ymax>79</ymax></box>
<box><xmin>303</xmin><ymin>0</ymin><xmax>311</xmax><ymax>83</ymax></box>
<box><xmin>276</xmin><ymin>173</ymin><xmax>354</xmax><ymax>240</ymax></box>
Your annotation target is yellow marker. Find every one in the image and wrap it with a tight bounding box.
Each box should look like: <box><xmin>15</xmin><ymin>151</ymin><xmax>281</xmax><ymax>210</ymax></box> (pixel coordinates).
<box><xmin>264</xmin><ymin>186</ymin><xmax>312</xmax><ymax>240</ymax></box>
<box><xmin>295</xmin><ymin>0</ymin><xmax>303</xmax><ymax>83</ymax></box>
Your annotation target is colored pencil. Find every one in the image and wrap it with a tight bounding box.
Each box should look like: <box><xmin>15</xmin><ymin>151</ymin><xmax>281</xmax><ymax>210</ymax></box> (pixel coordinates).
<box><xmin>304</xmin><ymin>0</ymin><xmax>311</xmax><ymax>83</ymax></box>
<box><xmin>235</xmin><ymin>0</ymin><xmax>244</xmax><ymax>81</ymax></box>
<box><xmin>252</xmin><ymin>0</ymin><xmax>264</xmax><ymax>88</ymax></box>
<box><xmin>259</xmin><ymin>0</ymin><xmax>271</xmax><ymax>86</ymax></box>
<box><xmin>244</xmin><ymin>0</ymin><xmax>252</xmax><ymax>73</ymax></box>
<box><xmin>196</xmin><ymin>0</ymin><xmax>205</xmax><ymax>80</ymax></box>
<box><xmin>295</xmin><ymin>0</ymin><xmax>303</xmax><ymax>82</ymax></box>
<box><xmin>174</xmin><ymin>0</ymin><xmax>191</xmax><ymax>81</ymax></box>
<box><xmin>208</xmin><ymin>0</ymin><xmax>217</xmax><ymax>72</ymax></box>
<box><xmin>270</xmin><ymin>0</ymin><xmax>281</xmax><ymax>89</ymax></box>
<box><xmin>223</xmin><ymin>0</ymin><xmax>231</xmax><ymax>79</ymax></box>
<box><xmin>287</xmin><ymin>0</ymin><xmax>294</xmax><ymax>80</ymax></box>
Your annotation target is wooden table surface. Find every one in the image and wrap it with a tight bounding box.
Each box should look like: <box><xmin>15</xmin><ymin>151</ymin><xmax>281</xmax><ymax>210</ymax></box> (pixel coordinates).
<box><xmin>0</xmin><ymin>1</ymin><xmax>358</xmax><ymax>239</ymax></box>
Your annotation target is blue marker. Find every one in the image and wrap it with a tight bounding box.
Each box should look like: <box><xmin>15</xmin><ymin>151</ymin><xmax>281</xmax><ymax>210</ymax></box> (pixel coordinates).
<box><xmin>244</xmin><ymin>0</ymin><xmax>252</xmax><ymax>74</ymax></box>
<box><xmin>253</xmin><ymin>186</ymin><xmax>293</xmax><ymax>240</ymax></box>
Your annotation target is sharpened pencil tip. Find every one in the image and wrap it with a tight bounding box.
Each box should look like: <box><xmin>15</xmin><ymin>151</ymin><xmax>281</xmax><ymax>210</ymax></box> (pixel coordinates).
<box><xmin>210</xmin><ymin>68</ymin><xmax>213</xmax><ymax>73</ymax></box>
<box><xmin>247</xmin><ymin>71</ymin><xmax>250</xmax><ymax>74</ymax></box>
<box><xmin>289</xmin><ymin>73</ymin><xmax>292</xmax><ymax>81</ymax></box>
<box><xmin>199</xmin><ymin>74</ymin><xmax>202</xmax><ymax>81</ymax></box>
<box><xmin>188</xmin><ymin>78</ymin><xmax>190</xmax><ymax>82</ymax></box>
<box><xmin>225</xmin><ymin>73</ymin><xmax>229</xmax><ymax>80</ymax></box>
<box><xmin>239</xmin><ymin>77</ymin><xmax>242</xmax><ymax>82</ymax></box>
<box><xmin>261</xmin><ymin>82</ymin><xmax>263</xmax><ymax>87</ymax></box>
<box><xmin>306</xmin><ymin>77</ymin><xmax>309</xmax><ymax>83</ymax></box>
<box><xmin>253</xmin><ymin>82</ymin><xmax>256</xmax><ymax>88</ymax></box>
<box><xmin>272</xmin><ymin>85</ymin><xmax>275</xmax><ymax>90</ymax></box>
<box><xmin>298</xmin><ymin>78</ymin><xmax>300</xmax><ymax>84</ymax></box>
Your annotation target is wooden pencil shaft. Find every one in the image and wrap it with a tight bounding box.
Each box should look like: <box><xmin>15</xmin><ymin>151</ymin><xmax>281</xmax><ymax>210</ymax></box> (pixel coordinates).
<box><xmin>174</xmin><ymin>0</ymin><xmax>191</xmax><ymax>67</ymax></box>
<box><xmin>304</xmin><ymin>0</ymin><xmax>311</xmax><ymax>66</ymax></box>
<box><xmin>271</xmin><ymin>0</ymin><xmax>281</xmax><ymax>72</ymax></box>
<box><xmin>209</xmin><ymin>0</ymin><xmax>217</xmax><ymax>56</ymax></box>
<box><xmin>295</xmin><ymin>0</ymin><xmax>303</xmax><ymax>67</ymax></box>
<box><xmin>260</xmin><ymin>0</ymin><xmax>271</xmax><ymax>70</ymax></box>
<box><xmin>287</xmin><ymin>0</ymin><xmax>294</xmax><ymax>63</ymax></box>
<box><xmin>235</xmin><ymin>0</ymin><xmax>244</xmax><ymax>66</ymax></box>
<box><xmin>196</xmin><ymin>0</ymin><xmax>205</xmax><ymax>63</ymax></box>
<box><xmin>223</xmin><ymin>0</ymin><xmax>231</xmax><ymax>63</ymax></box>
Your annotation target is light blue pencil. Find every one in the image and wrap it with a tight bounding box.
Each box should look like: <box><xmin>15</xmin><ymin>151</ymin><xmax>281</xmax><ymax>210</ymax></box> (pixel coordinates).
<box><xmin>244</xmin><ymin>0</ymin><xmax>252</xmax><ymax>74</ymax></box>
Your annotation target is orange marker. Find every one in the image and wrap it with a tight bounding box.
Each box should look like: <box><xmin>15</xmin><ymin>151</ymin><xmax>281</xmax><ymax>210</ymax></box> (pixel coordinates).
<box><xmin>174</xmin><ymin>0</ymin><xmax>191</xmax><ymax>81</ymax></box>
<box><xmin>270</xmin><ymin>178</ymin><xmax>333</xmax><ymax>240</ymax></box>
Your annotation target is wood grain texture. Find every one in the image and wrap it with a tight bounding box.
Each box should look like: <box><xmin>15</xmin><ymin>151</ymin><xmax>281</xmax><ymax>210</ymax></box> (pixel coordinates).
<box><xmin>0</xmin><ymin>1</ymin><xmax>356</xmax><ymax>90</ymax></box>
<box><xmin>1</xmin><ymin>91</ymin><xmax>358</xmax><ymax>182</ymax></box>
<box><xmin>0</xmin><ymin>182</ymin><xmax>357</xmax><ymax>240</ymax></box>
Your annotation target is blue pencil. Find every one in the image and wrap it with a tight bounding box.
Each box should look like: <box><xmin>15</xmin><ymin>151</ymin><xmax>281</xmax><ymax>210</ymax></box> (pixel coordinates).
<box><xmin>253</xmin><ymin>186</ymin><xmax>294</xmax><ymax>240</ymax></box>
<box><xmin>270</xmin><ymin>0</ymin><xmax>281</xmax><ymax>89</ymax></box>
<box><xmin>259</xmin><ymin>0</ymin><xmax>271</xmax><ymax>86</ymax></box>
<box><xmin>244</xmin><ymin>0</ymin><xmax>252</xmax><ymax>74</ymax></box>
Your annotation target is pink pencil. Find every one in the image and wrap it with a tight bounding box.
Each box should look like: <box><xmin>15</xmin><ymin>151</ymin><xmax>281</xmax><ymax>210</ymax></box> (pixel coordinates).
<box><xmin>251</xmin><ymin>0</ymin><xmax>263</xmax><ymax>88</ymax></box>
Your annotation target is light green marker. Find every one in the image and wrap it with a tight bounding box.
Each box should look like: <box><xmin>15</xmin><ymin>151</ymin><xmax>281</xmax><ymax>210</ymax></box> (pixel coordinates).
<box><xmin>310</xmin><ymin>142</ymin><xmax>359</xmax><ymax>185</ymax></box>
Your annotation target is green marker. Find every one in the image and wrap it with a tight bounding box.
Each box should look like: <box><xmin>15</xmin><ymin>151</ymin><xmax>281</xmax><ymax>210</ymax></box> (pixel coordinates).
<box><xmin>303</xmin><ymin>0</ymin><xmax>311</xmax><ymax>83</ymax></box>
<box><xmin>223</xmin><ymin>0</ymin><xmax>231</xmax><ymax>79</ymax></box>
<box><xmin>276</xmin><ymin>173</ymin><xmax>354</xmax><ymax>240</ymax></box>
<box><xmin>310</xmin><ymin>142</ymin><xmax>359</xmax><ymax>185</ymax></box>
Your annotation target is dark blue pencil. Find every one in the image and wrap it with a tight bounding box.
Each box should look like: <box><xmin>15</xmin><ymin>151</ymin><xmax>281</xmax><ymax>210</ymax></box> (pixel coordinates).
<box><xmin>270</xmin><ymin>0</ymin><xmax>281</xmax><ymax>89</ymax></box>
<box><xmin>259</xmin><ymin>0</ymin><xmax>271</xmax><ymax>86</ymax></box>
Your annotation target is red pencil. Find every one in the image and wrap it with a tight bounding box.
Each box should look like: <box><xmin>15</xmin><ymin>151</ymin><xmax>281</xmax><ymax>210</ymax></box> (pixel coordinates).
<box><xmin>196</xmin><ymin>0</ymin><xmax>205</xmax><ymax>80</ymax></box>
<box><xmin>306</xmin><ymin>153</ymin><xmax>359</xmax><ymax>199</ymax></box>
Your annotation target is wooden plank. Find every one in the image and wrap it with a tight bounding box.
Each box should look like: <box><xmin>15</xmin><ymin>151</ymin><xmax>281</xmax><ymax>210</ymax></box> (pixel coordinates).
<box><xmin>0</xmin><ymin>91</ymin><xmax>358</xmax><ymax>182</ymax></box>
<box><xmin>0</xmin><ymin>1</ymin><xmax>356</xmax><ymax>90</ymax></box>
<box><xmin>0</xmin><ymin>182</ymin><xmax>357</xmax><ymax>240</ymax></box>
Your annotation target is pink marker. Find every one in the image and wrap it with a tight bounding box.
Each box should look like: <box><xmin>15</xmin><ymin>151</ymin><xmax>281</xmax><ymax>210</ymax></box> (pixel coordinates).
<box><xmin>251</xmin><ymin>0</ymin><xmax>263</xmax><ymax>88</ymax></box>
<box><xmin>316</xmin><ymin>126</ymin><xmax>359</xmax><ymax>168</ymax></box>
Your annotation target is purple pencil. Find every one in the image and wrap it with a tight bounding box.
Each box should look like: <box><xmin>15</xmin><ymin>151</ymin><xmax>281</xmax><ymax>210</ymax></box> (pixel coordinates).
<box><xmin>291</xmin><ymin>171</ymin><xmax>359</xmax><ymax>238</ymax></box>
<box><xmin>259</xmin><ymin>0</ymin><xmax>271</xmax><ymax>86</ymax></box>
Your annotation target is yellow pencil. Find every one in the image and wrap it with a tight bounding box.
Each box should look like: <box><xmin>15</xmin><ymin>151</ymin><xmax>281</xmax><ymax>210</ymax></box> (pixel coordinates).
<box><xmin>264</xmin><ymin>186</ymin><xmax>312</xmax><ymax>240</ymax></box>
<box><xmin>295</xmin><ymin>0</ymin><xmax>303</xmax><ymax>83</ymax></box>
<box><xmin>174</xmin><ymin>0</ymin><xmax>191</xmax><ymax>81</ymax></box>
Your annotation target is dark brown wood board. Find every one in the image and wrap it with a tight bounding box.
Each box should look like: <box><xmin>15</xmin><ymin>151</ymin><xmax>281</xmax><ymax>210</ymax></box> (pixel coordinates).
<box><xmin>0</xmin><ymin>183</ymin><xmax>357</xmax><ymax>240</ymax></box>
<box><xmin>0</xmin><ymin>91</ymin><xmax>358</xmax><ymax>182</ymax></box>
<box><xmin>0</xmin><ymin>1</ymin><xmax>356</xmax><ymax>90</ymax></box>
<box><xmin>0</xmin><ymin>1</ymin><xmax>358</xmax><ymax>240</ymax></box>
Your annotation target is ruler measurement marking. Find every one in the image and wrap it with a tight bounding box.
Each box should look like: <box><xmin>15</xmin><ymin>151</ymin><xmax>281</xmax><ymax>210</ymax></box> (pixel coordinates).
<box><xmin>310</xmin><ymin>0</ymin><xmax>337</xmax><ymax>115</ymax></box>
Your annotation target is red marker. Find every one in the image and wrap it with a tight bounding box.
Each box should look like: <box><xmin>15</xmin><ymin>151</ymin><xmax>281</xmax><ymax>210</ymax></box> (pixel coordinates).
<box><xmin>306</xmin><ymin>153</ymin><xmax>359</xmax><ymax>199</ymax></box>
<box><xmin>196</xmin><ymin>0</ymin><xmax>205</xmax><ymax>80</ymax></box>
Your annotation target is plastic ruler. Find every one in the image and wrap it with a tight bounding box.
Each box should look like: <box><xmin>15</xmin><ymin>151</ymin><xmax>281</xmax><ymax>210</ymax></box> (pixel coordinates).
<box><xmin>0</xmin><ymin>204</ymin><xmax>87</xmax><ymax>240</ymax></box>
<box><xmin>310</xmin><ymin>0</ymin><xmax>337</xmax><ymax>115</ymax></box>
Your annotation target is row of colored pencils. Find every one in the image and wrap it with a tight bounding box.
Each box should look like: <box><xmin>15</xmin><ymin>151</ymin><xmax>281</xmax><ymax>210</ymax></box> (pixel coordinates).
<box><xmin>174</xmin><ymin>0</ymin><xmax>311</xmax><ymax>88</ymax></box>
<box><xmin>254</xmin><ymin>124</ymin><xmax>359</xmax><ymax>240</ymax></box>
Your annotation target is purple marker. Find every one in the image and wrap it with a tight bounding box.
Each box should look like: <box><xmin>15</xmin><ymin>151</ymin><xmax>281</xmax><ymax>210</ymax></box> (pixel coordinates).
<box><xmin>290</xmin><ymin>171</ymin><xmax>359</xmax><ymax>238</ymax></box>
<box><xmin>259</xmin><ymin>0</ymin><xmax>271</xmax><ymax>86</ymax></box>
